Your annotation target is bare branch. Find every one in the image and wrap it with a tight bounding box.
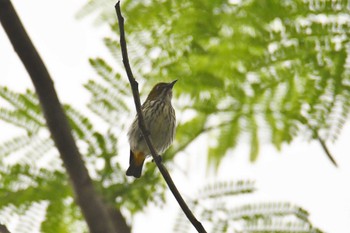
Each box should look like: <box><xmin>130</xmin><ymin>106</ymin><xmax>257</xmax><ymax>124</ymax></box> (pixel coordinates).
<box><xmin>0</xmin><ymin>224</ymin><xmax>10</xmax><ymax>233</ymax></box>
<box><xmin>304</xmin><ymin>122</ymin><xmax>338</xmax><ymax>167</ymax></box>
<box><xmin>317</xmin><ymin>137</ymin><xmax>338</xmax><ymax>167</ymax></box>
<box><xmin>0</xmin><ymin>1</ymin><xmax>127</xmax><ymax>232</ymax></box>
<box><xmin>115</xmin><ymin>2</ymin><xmax>207</xmax><ymax>233</ymax></box>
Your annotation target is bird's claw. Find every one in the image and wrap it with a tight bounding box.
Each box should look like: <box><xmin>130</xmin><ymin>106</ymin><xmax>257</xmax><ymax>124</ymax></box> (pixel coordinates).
<box><xmin>152</xmin><ymin>155</ymin><xmax>162</xmax><ymax>164</ymax></box>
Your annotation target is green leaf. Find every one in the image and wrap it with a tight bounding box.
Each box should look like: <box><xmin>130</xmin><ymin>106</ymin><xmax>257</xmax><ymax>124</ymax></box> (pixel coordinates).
<box><xmin>208</xmin><ymin>118</ymin><xmax>241</xmax><ymax>169</ymax></box>
<box><xmin>249</xmin><ymin>114</ymin><xmax>259</xmax><ymax>162</ymax></box>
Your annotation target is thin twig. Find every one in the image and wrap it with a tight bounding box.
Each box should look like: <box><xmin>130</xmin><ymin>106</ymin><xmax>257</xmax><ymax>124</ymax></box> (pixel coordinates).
<box><xmin>115</xmin><ymin>2</ymin><xmax>207</xmax><ymax>233</ymax></box>
<box><xmin>0</xmin><ymin>1</ymin><xmax>125</xmax><ymax>232</ymax></box>
<box><xmin>305</xmin><ymin>123</ymin><xmax>338</xmax><ymax>167</ymax></box>
<box><xmin>317</xmin><ymin>137</ymin><xmax>338</xmax><ymax>167</ymax></box>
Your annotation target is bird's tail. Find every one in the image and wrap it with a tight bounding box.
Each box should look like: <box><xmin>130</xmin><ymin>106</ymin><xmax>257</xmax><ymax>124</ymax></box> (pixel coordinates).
<box><xmin>126</xmin><ymin>150</ymin><xmax>145</xmax><ymax>178</ymax></box>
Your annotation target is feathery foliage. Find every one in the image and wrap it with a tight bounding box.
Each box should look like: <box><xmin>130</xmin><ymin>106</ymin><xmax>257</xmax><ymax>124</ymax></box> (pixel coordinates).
<box><xmin>78</xmin><ymin>0</ymin><xmax>350</xmax><ymax>165</ymax></box>
<box><xmin>1</xmin><ymin>0</ymin><xmax>347</xmax><ymax>231</ymax></box>
<box><xmin>0</xmin><ymin>84</ymin><xmax>164</xmax><ymax>231</ymax></box>
<box><xmin>173</xmin><ymin>180</ymin><xmax>323</xmax><ymax>233</ymax></box>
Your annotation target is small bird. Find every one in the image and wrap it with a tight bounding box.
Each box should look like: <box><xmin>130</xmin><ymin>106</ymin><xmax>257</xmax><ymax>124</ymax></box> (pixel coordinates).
<box><xmin>126</xmin><ymin>80</ymin><xmax>177</xmax><ymax>178</ymax></box>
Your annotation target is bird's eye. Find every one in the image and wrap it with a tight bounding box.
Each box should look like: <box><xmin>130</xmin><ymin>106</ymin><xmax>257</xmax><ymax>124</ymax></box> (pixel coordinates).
<box><xmin>156</xmin><ymin>84</ymin><xmax>164</xmax><ymax>91</ymax></box>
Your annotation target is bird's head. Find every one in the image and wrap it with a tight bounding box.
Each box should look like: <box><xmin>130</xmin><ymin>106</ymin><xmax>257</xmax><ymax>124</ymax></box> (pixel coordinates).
<box><xmin>145</xmin><ymin>80</ymin><xmax>177</xmax><ymax>103</ymax></box>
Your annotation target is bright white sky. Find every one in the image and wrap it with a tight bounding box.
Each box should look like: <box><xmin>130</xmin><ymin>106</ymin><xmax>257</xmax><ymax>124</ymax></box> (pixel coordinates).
<box><xmin>0</xmin><ymin>1</ymin><xmax>350</xmax><ymax>233</ymax></box>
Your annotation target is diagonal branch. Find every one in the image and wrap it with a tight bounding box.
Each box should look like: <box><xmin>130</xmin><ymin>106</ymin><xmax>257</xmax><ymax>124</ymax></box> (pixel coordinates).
<box><xmin>0</xmin><ymin>1</ymin><xmax>127</xmax><ymax>233</ymax></box>
<box><xmin>115</xmin><ymin>2</ymin><xmax>207</xmax><ymax>233</ymax></box>
<box><xmin>305</xmin><ymin>123</ymin><xmax>338</xmax><ymax>167</ymax></box>
<box><xmin>317</xmin><ymin>136</ymin><xmax>338</xmax><ymax>167</ymax></box>
<box><xmin>0</xmin><ymin>224</ymin><xmax>11</xmax><ymax>233</ymax></box>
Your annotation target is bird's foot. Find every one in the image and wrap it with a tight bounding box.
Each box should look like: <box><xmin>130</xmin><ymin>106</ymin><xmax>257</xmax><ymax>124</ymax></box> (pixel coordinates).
<box><xmin>152</xmin><ymin>155</ymin><xmax>162</xmax><ymax>164</ymax></box>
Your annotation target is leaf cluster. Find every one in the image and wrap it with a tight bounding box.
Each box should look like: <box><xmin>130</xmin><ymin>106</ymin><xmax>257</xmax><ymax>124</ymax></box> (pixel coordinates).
<box><xmin>78</xmin><ymin>0</ymin><xmax>350</xmax><ymax>165</ymax></box>
<box><xmin>1</xmin><ymin>0</ymin><xmax>348</xmax><ymax>231</ymax></box>
<box><xmin>0</xmin><ymin>81</ymin><xmax>164</xmax><ymax>231</ymax></box>
<box><xmin>173</xmin><ymin>180</ymin><xmax>323</xmax><ymax>233</ymax></box>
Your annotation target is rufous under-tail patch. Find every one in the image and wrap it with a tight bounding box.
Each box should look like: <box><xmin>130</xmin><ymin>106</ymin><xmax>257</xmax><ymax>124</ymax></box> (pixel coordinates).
<box><xmin>126</xmin><ymin>150</ymin><xmax>146</xmax><ymax>178</ymax></box>
<box><xmin>133</xmin><ymin>151</ymin><xmax>145</xmax><ymax>166</ymax></box>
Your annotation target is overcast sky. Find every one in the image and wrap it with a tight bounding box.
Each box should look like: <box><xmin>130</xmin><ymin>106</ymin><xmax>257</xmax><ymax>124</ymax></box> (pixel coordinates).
<box><xmin>1</xmin><ymin>1</ymin><xmax>350</xmax><ymax>233</ymax></box>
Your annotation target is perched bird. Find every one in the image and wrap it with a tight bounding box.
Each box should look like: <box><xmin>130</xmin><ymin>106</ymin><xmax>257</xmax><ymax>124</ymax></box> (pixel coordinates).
<box><xmin>126</xmin><ymin>80</ymin><xmax>177</xmax><ymax>178</ymax></box>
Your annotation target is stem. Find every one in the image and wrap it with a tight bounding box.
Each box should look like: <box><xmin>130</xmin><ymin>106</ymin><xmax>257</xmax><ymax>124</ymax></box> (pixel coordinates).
<box><xmin>115</xmin><ymin>2</ymin><xmax>207</xmax><ymax>233</ymax></box>
<box><xmin>317</xmin><ymin>137</ymin><xmax>338</xmax><ymax>167</ymax></box>
<box><xmin>305</xmin><ymin>122</ymin><xmax>338</xmax><ymax>167</ymax></box>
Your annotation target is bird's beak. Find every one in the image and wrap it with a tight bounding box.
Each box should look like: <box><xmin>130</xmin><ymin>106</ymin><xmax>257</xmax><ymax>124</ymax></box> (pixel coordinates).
<box><xmin>168</xmin><ymin>80</ymin><xmax>177</xmax><ymax>88</ymax></box>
